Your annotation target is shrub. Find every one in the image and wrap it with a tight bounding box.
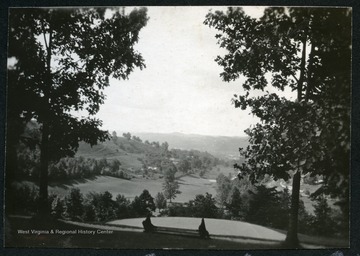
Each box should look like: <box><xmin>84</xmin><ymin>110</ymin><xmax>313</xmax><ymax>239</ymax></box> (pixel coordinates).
<box><xmin>312</xmin><ymin>195</ymin><xmax>336</xmax><ymax>236</ymax></box>
<box><xmin>65</xmin><ymin>188</ymin><xmax>84</xmax><ymax>221</ymax></box>
<box><xmin>84</xmin><ymin>191</ymin><xmax>117</xmax><ymax>222</ymax></box>
<box><xmin>50</xmin><ymin>195</ymin><xmax>65</xmax><ymax>219</ymax></box>
<box><xmin>115</xmin><ymin>194</ymin><xmax>132</xmax><ymax>219</ymax></box>
<box><xmin>188</xmin><ymin>193</ymin><xmax>219</xmax><ymax>218</ymax></box>
<box><xmin>131</xmin><ymin>190</ymin><xmax>155</xmax><ymax>217</ymax></box>
<box><xmin>225</xmin><ymin>188</ymin><xmax>243</xmax><ymax>220</ymax></box>
<box><xmin>83</xmin><ymin>204</ymin><xmax>96</xmax><ymax>222</ymax></box>
<box><xmin>155</xmin><ymin>192</ymin><xmax>167</xmax><ymax>210</ymax></box>
<box><xmin>166</xmin><ymin>203</ymin><xmax>192</xmax><ymax>217</ymax></box>
<box><xmin>7</xmin><ymin>183</ymin><xmax>39</xmax><ymax>215</ymax></box>
<box><xmin>245</xmin><ymin>185</ymin><xmax>289</xmax><ymax>229</ymax></box>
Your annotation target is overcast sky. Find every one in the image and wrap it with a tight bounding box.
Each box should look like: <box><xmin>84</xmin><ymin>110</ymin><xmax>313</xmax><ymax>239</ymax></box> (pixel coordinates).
<box><xmin>92</xmin><ymin>6</ymin><xmax>295</xmax><ymax>137</ymax></box>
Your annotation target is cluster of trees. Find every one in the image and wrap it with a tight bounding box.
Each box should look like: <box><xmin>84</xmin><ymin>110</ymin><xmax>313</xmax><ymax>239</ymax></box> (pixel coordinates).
<box><xmin>9</xmin><ymin>179</ymin><xmax>343</xmax><ymax>238</ymax></box>
<box><xmin>175</xmin><ymin>150</ymin><xmax>219</xmax><ymax>176</ymax></box>
<box><xmin>115</xmin><ymin>133</ymin><xmax>223</xmax><ymax>178</ymax></box>
<box><xmin>63</xmin><ymin>188</ymin><xmax>156</xmax><ymax>222</ymax></box>
<box><xmin>9</xmin><ymin>186</ymin><xmax>158</xmax><ymax>222</ymax></box>
<box><xmin>215</xmin><ymin>173</ymin><xmax>347</xmax><ymax>238</ymax></box>
<box><xmin>16</xmin><ymin>147</ymin><xmax>128</xmax><ymax>182</ymax></box>
<box><xmin>120</xmin><ymin>132</ymin><xmax>143</xmax><ymax>143</ymax></box>
<box><xmin>8</xmin><ymin>183</ymin><xmax>218</xmax><ymax>225</ymax></box>
<box><xmin>205</xmin><ymin>7</ymin><xmax>350</xmax><ymax>246</ymax></box>
<box><xmin>165</xmin><ymin>193</ymin><xmax>220</xmax><ymax>219</ymax></box>
<box><xmin>142</xmin><ymin>142</ymin><xmax>171</xmax><ymax>168</ymax></box>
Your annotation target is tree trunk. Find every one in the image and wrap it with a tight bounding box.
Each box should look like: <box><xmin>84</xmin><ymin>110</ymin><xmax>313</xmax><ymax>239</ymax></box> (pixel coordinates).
<box><xmin>39</xmin><ymin>121</ymin><xmax>50</xmax><ymax>216</ymax></box>
<box><xmin>305</xmin><ymin>43</ymin><xmax>315</xmax><ymax>102</ymax></box>
<box><xmin>285</xmin><ymin>171</ymin><xmax>301</xmax><ymax>247</ymax></box>
<box><xmin>285</xmin><ymin>21</ymin><xmax>310</xmax><ymax>246</ymax></box>
<box><xmin>38</xmin><ymin>18</ymin><xmax>53</xmax><ymax>217</ymax></box>
<box><xmin>297</xmin><ymin>36</ymin><xmax>308</xmax><ymax>101</ymax></box>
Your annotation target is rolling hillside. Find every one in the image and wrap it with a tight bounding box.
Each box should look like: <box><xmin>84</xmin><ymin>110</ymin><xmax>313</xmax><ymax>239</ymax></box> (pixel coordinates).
<box><xmin>132</xmin><ymin>132</ymin><xmax>249</xmax><ymax>159</ymax></box>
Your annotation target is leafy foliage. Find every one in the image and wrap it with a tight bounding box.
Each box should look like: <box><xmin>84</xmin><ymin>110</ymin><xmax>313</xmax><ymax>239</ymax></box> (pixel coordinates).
<box><xmin>162</xmin><ymin>165</ymin><xmax>181</xmax><ymax>202</ymax></box>
<box><xmin>7</xmin><ymin>183</ymin><xmax>39</xmax><ymax>215</ymax></box>
<box><xmin>225</xmin><ymin>188</ymin><xmax>243</xmax><ymax>219</ymax></box>
<box><xmin>131</xmin><ymin>189</ymin><xmax>156</xmax><ymax>217</ymax></box>
<box><xmin>246</xmin><ymin>185</ymin><xmax>288</xmax><ymax>229</ymax></box>
<box><xmin>205</xmin><ymin>7</ymin><xmax>351</xmax><ymax>244</ymax></box>
<box><xmin>311</xmin><ymin>195</ymin><xmax>336</xmax><ymax>236</ymax></box>
<box><xmin>215</xmin><ymin>173</ymin><xmax>232</xmax><ymax>206</ymax></box>
<box><xmin>155</xmin><ymin>192</ymin><xmax>167</xmax><ymax>210</ymax></box>
<box><xmin>6</xmin><ymin>7</ymin><xmax>148</xmax><ymax>214</ymax></box>
<box><xmin>115</xmin><ymin>194</ymin><xmax>132</xmax><ymax>219</ymax></box>
<box><xmin>188</xmin><ymin>193</ymin><xmax>219</xmax><ymax>218</ymax></box>
<box><xmin>65</xmin><ymin>188</ymin><xmax>84</xmax><ymax>220</ymax></box>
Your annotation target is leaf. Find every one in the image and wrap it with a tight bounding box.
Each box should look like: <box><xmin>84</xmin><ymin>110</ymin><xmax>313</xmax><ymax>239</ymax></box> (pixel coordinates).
<box><xmin>299</xmin><ymin>159</ymin><xmax>306</xmax><ymax>166</ymax></box>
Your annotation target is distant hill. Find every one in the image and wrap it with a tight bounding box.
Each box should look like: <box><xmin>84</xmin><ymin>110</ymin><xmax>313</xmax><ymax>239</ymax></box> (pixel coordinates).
<box><xmin>132</xmin><ymin>132</ymin><xmax>248</xmax><ymax>159</ymax></box>
<box><xmin>75</xmin><ymin>132</ymin><xmax>236</xmax><ymax>177</ymax></box>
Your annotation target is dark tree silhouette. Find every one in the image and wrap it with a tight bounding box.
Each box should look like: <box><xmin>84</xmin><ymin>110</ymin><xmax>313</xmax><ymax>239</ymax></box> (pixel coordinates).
<box><xmin>205</xmin><ymin>7</ymin><xmax>350</xmax><ymax>246</ymax></box>
<box><xmin>132</xmin><ymin>189</ymin><xmax>156</xmax><ymax>217</ymax></box>
<box><xmin>6</xmin><ymin>7</ymin><xmax>148</xmax><ymax>216</ymax></box>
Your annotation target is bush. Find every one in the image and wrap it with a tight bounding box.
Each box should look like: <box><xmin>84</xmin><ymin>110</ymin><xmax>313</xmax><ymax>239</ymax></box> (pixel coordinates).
<box><xmin>245</xmin><ymin>185</ymin><xmax>289</xmax><ymax>230</ymax></box>
<box><xmin>115</xmin><ymin>194</ymin><xmax>132</xmax><ymax>219</ymax></box>
<box><xmin>188</xmin><ymin>193</ymin><xmax>219</xmax><ymax>218</ymax></box>
<box><xmin>50</xmin><ymin>195</ymin><xmax>65</xmax><ymax>219</ymax></box>
<box><xmin>83</xmin><ymin>204</ymin><xmax>96</xmax><ymax>222</ymax></box>
<box><xmin>84</xmin><ymin>191</ymin><xmax>117</xmax><ymax>222</ymax></box>
<box><xmin>7</xmin><ymin>183</ymin><xmax>39</xmax><ymax>215</ymax></box>
<box><xmin>65</xmin><ymin>188</ymin><xmax>84</xmax><ymax>221</ymax></box>
<box><xmin>166</xmin><ymin>203</ymin><xmax>192</xmax><ymax>217</ymax></box>
<box><xmin>155</xmin><ymin>192</ymin><xmax>167</xmax><ymax>210</ymax></box>
<box><xmin>312</xmin><ymin>195</ymin><xmax>336</xmax><ymax>236</ymax></box>
<box><xmin>131</xmin><ymin>190</ymin><xmax>155</xmax><ymax>217</ymax></box>
<box><xmin>225</xmin><ymin>188</ymin><xmax>244</xmax><ymax>220</ymax></box>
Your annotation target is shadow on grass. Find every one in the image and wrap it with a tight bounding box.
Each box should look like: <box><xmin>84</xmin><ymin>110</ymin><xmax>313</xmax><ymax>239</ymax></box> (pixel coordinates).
<box><xmin>48</xmin><ymin>176</ymin><xmax>99</xmax><ymax>189</ymax></box>
<box><xmin>264</xmin><ymin>225</ymin><xmax>349</xmax><ymax>248</ymax></box>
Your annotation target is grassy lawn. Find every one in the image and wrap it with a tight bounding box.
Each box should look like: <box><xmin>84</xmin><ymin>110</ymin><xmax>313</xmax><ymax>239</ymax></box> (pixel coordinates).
<box><xmin>5</xmin><ymin>216</ymin><xmax>285</xmax><ymax>250</ymax></box>
<box><xmin>206</xmin><ymin>165</ymin><xmax>235</xmax><ymax>180</ymax></box>
<box><xmin>42</xmin><ymin>174</ymin><xmax>220</xmax><ymax>202</ymax></box>
<box><xmin>6</xmin><ymin>216</ymin><xmax>347</xmax><ymax>249</ymax></box>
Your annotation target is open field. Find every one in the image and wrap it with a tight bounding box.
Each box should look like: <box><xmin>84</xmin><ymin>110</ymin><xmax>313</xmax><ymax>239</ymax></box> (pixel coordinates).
<box><xmin>205</xmin><ymin>165</ymin><xmax>235</xmax><ymax>180</ymax></box>
<box><xmin>19</xmin><ymin>170</ymin><xmax>327</xmax><ymax>214</ymax></box>
<box><xmin>76</xmin><ymin>142</ymin><xmax>145</xmax><ymax>170</ymax></box>
<box><xmin>45</xmin><ymin>175</ymin><xmax>219</xmax><ymax>202</ymax></box>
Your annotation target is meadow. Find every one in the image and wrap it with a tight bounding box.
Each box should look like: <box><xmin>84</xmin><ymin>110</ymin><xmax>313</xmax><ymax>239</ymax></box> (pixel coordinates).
<box><xmin>46</xmin><ymin>167</ymin><xmax>233</xmax><ymax>202</ymax></box>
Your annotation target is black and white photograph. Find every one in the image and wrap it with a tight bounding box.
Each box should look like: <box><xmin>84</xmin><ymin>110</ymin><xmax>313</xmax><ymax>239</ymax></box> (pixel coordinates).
<box><xmin>3</xmin><ymin>6</ymin><xmax>351</xmax><ymax>250</ymax></box>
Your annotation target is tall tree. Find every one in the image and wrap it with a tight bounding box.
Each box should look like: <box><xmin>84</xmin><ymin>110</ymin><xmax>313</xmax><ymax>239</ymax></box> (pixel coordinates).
<box><xmin>112</xmin><ymin>131</ymin><xmax>118</xmax><ymax>143</ymax></box>
<box><xmin>154</xmin><ymin>192</ymin><xmax>167</xmax><ymax>210</ymax></box>
<box><xmin>215</xmin><ymin>173</ymin><xmax>232</xmax><ymax>207</ymax></box>
<box><xmin>162</xmin><ymin>165</ymin><xmax>181</xmax><ymax>203</ymax></box>
<box><xmin>7</xmin><ymin>7</ymin><xmax>148</xmax><ymax>216</ymax></box>
<box><xmin>226</xmin><ymin>187</ymin><xmax>242</xmax><ymax>219</ymax></box>
<box><xmin>205</xmin><ymin>7</ymin><xmax>351</xmax><ymax>246</ymax></box>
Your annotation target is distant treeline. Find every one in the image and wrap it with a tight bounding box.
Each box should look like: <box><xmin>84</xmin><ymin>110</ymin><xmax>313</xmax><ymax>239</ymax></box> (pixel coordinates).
<box><xmin>17</xmin><ymin>145</ymin><xmax>129</xmax><ymax>182</ymax></box>
<box><xmin>114</xmin><ymin>131</ymin><xmax>228</xmax><ymax>174</ymax></box>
